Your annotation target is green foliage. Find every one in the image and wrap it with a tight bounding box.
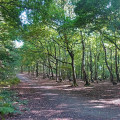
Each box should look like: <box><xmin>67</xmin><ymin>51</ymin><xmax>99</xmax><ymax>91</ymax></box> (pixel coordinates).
<box><xmin>74</xmin><ymin>0</ymin><xmax>120</xmax><ymax>29</ymax></box>
<box><xmin>0</xmin><ymin>90</ymin><xmax>24</xmax><ymax>119</ymax></box>
<box><xmin>0</xmin><ymin>0</ymin><xmax>120</xmax><ymax>85</ymax></box>
<box><xmin>0</xmin><ymin>77</ymin><xmax>20</xmax><ymax>87</ymax></box>
<box><xmin>0</xmin><ymin>22</ymin><xmax>20</xmax><ymax>80</ymax></box>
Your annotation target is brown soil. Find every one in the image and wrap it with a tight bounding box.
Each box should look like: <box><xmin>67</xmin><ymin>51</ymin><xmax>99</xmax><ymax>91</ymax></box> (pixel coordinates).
<box><xmin>7</xmin><ymin>73</ymin><xmax>120</xmax><ymax>120</ymax></box>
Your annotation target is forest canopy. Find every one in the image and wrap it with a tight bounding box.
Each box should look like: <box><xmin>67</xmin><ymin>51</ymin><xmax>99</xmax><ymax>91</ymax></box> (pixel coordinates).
<box><xmin>0</xmin><ymin>0</ymin><xmax>120</xmax><ymax>86</ymax></box>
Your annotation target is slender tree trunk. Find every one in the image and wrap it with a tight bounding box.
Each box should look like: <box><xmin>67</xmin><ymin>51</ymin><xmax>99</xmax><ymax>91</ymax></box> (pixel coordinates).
<box><xmin>90</xmin><ymin>44</ymin><xmax>93</xmax><ymax>82</ymax></box>
<box><xmin>70</xmin><ymin>54</ymin><xmax>77</xmax><ymax>86</ymax></box>
<box><xmin>59</xmin><ymin>48</ymin><xmax>61</xmax><ymax>78</ymax></box>
<box><xmin>102</xmin><ymin>40</ymin><xmax>114</xmax><ymax>83</ymax></box>
<box><xmin>50</xmin><ymin>66</ymin><xmax>54</xmax><ymax>79</ymax></box>
<box><xmin>94</xmin><ymin>55</ymin><xmax>97</xmax><ymax>80</ymax></box>
<box><xmin>32</xmin><ymin>65</ymin><xmax>35</xmax><ymax>76</ymax></box>
<box><xmin>115</xmin><ymin>45</ymin><xmax>120</xmax><ymax>82</ymax></box>
<box><xmin>36</xmin><ymin>62</ymin><xmax>39</xmax><ymax>77</ymax></box>
<box><xmin>28</xmin><ymin>66</ymin><xmax>30</xmax><ymax>74</ymax></box>
<box><xmin>55</xmin><ymin>46</ymin><xmax>58</xmax><ymax>81</ymax></box>
<box><xmin>110</xmin><ymin>49</ymin><xmax>113</xmax><ymax>71</ymax></box>
<box><xmin>86</xmin><ymin>51</ymin><xmax>89</xmax><ymax>76</ymax></box>
<box><xmin>43</xmin><ymin>63</ymin><xmax>45</xmax><ymax>78</ymax></box>
<box><xmin>48</xmin><ymin>58</ymin><xmax>54</xmax><ymax>79</ymax></box>
<box><xmin>81</xmin><ymin>63</ymin><xmax>83</xmax><ymax>79</ymax></box>
<box><xmin>102</xmin><ymin>64</ymin><xmax>105</xmax><ymax>80</ymax></box>
<box><xmin>81</xmin><ymin>31</ymin><xmax>89</xmax><ymax>86</ymax></box>
<box><xmin>64</xmin><ymin>33</ymin><xmax>77</xmax><ymax>86</ymax></box>
<box><xmin>47</xmin><ymin>47</ymin><xmax>54</xmax><ymax>79</ymax></box>
<box><xmin>21</xmin><ymin>66</ymin><xmax>23</xmax><ymax>73</ymax></box>
<box><xmin>118</xmin><ymin>55</ymin><xmax>119</xmax><ymax>65</ymax></box>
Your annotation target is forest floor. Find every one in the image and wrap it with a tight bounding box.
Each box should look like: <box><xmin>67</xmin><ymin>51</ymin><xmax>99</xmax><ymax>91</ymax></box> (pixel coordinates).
<box><xmin>7</xmin><ymin>73</ymin><xmax>120</xmax><ymax>120</ymax></box>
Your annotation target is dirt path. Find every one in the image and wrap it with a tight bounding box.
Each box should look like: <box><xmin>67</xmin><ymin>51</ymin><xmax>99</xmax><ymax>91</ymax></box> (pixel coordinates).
<box><xmin>8</xmin><ymin>74</ymin><xmax>120</xmax><ymax>120</ymax></box>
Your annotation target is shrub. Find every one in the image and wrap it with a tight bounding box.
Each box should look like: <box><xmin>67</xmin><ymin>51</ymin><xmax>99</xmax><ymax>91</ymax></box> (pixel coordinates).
<box><xmin>0</xmin><ymin>77</ymin><xmax>20</xmax><ymax>87</ymax></box>
<box><xmin>0</xmin><ymin>90</ymin><xmax>25</xmax><ymax>120</ymax></box>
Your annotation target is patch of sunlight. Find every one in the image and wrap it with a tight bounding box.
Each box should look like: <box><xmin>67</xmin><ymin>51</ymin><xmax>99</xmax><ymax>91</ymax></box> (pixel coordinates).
<box><xmin>34</xmin><ymin>98</ymin><xmax>41</xmax><ymax>100</ymax></box>
<box><xmin>31</xmin><ymin>110</ymin><xmax>41</xmax><ymax>114</ymax></box>
<box><xmin>108</xmin><ymin>99</ymin><xmax>120</xmax><ymax>105</ymax></box>
<box><xmin>90</xmin><ymin>99</ymin><xmax>120</xmax><ymax>106</ymax></box>
<box><xmin>57</xmin><ymin>104</ymin><xmax>68</xmax><ymax>108</ymax></box>
<box><xmin>56</xmin><ymin>85</ymin><xmax>71</xmax><ymax>88</ymax></box>
<box><xmin>42</xmin><ymin>93</ymin><xmax>58</xmax><ymax>96</ymax></box>
<box><xmin>52</xmin><ymin>118</ymin><xmax>73</xmax><ymax>120</ymax></box>
<box><xmin>64</xmin><ymin>86</ymin><xmax>93</xmax><ymax>91</ymax></box>
<box><xmin>64</xmin><ymin>88</ymin><xmax>73</xmax><ymax>91</ymax></box>
<box><xmin>93</xmin><ymin>105</ymin><xmax>107</xmax><ymax>108</ymax></box>
<box><xmin>106</xmin><ymin>90</ymin><xmax>113</xmax><ymax>92</ymax></box>
<box><xmin>40</xmin><ymin>86</ymin><xmax>55</xmax><ymax>89</ymax></box>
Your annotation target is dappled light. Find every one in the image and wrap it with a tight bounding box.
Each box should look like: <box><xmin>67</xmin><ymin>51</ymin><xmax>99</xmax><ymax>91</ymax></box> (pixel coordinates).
<box><xmin>6</xmin><ymin>74</ymin><xmax>120</xmax><ymax>120</ymax></box>
<box><xmin>1</xmin><ymin>0</ymin><xmax>120</xmax><ymax>120</ymax></box>
<box><xmin>90</xmin><ymin>99</ymin><xmax>120</xmax><ymax>106</ymax></box>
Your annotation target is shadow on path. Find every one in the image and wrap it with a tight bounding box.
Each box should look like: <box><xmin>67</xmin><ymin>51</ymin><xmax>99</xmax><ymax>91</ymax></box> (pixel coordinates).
<box><xmin>7</xmin><ymin>74</ymin><xmax>120</xmax><ymax>120</ymax></box>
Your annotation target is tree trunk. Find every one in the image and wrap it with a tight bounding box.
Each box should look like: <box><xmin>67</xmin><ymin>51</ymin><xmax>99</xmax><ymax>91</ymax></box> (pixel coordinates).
<box><xmin>90</xmin><ymin>44</ymin><xmax>93</xmax><ymax>82</ymax></box>
<box><xmin>86</xmin><ymin>50</ymin><xmax>89</xmax><ymax>76</ymax></box>
<box><xmin>36</xmin><ymin>62</ymin><xmax>39</xmax><ymax>77</ymax></box>
<box><xmin>81</xmin><ymin>63</ymin><xmax>83</xmax><ymax>79</ymax></box>
<box><xmin>50</xmin><ymin>66</ymin><xmax>54</xmax><ymax>79</ymax></box>
<box><xmin>21</xmin><ymin>66</ymin><xmax>23</xmax><ymax>73</ymax></box>
<box><xmin>28</xmin><ymin>66</ymin><xmax>30</xmax><ymax>74</ymax></box>
<box><xmin>55</xmin><ymin>46</ymin><xmax>58</xmax><ymax>81</ymax></box>
<box><xmin>102</xmin><ymin>40</ymin><xmax>114</xmax><ymax>83</ymax></box>
<box><xmin>81</xmin><ymin>31</ymin><xmax>90</xmax><ymax>86</ymax></box>
<box><xmin>102</xmin><ymin>64</ymin><xmax>105</xmax><ymax>80</ymax></box>
<box><xmin>94</xmin><ymin>55</ymin><xmax>97</xmax><ymax>80</ymax></box>
<box><xmin>71</xmin><ymin>54</ymin><xmax>77</xmax><ymax>86</ymax></box>
<box><xmin>43</xmin><ymin>63</ymin><xmax>45</xmax><ymax>78</ymax></box>
<box><xmin>32</xmin><ymin>65</ymin><xmax>35</xmax><ymax>76</ymax></box>
<box><xmin>110</xmin><ymin>49</ymin><xmax>113</xmax><ymax>71</ymax></box>
<box><xmin>64</xmin><ymin>33</ymin><xmax>77</xmax><ymax>86</ymax></box>
<box><xmin>59</xmin><ymin>48</ymin><xmax>61</xmax><ymax>78</ymax></box>
<box><xmin>115</xmin><ymin>45</ymin><xmax>120</xmax><ymax>82</ymax></box>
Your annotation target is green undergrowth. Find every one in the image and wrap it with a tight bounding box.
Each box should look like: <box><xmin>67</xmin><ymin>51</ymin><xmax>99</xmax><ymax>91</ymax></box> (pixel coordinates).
<box><xmin>0</xmin><ymin>78</ymin><xmax>28</xmax><ymax>120</ymax></box>
<box><xmin>0</xmin><ymin>89</ymin><xmax>28</xmax><ymax>120</ymax></box>
<box><xmin>0</xmin><ymin>77</ymin><xmax>20</xmax><ymax>87</ymax></box>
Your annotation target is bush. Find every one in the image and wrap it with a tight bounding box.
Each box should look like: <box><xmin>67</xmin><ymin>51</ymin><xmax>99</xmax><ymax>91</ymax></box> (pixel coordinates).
<box><xmin>0</xmin><ymin>77</ymin><xmax>20</xmax><ymax>87</ymax></box>
<box><xmin>8</xmin><ymin>78</ymin><xmax>20</xmax><ymax>85</ymax></box>
<box><xmin>0</xmin><ymin>78</ymin><xmax>22</xmax><ymax>119</ymax></box>
<box><xmin>0</xmin><ymin>90</ymin><xmax>25</xmax><ymax>120</ymax></box>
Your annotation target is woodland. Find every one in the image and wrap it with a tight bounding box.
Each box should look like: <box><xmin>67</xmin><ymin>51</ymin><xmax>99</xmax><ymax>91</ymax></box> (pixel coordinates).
<box><xmin>0</xmin><ymin>0</ymin><xmax>120</xmax><ymax>119</ymax></box>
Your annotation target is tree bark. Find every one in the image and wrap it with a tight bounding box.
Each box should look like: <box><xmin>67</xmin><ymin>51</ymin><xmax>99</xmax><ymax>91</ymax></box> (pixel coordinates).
<box><xmin>102</xmin><ymin>64</ymin><xmax>105</xmax><ymax>80</ymax></box>
<box><xmin>21</xmin><ymin>66</ymin><xmax>23</xmax><ymax>73</ymax></box>
<box><xmin>115</xmin><ymin>45</ymin><xmax>120</xmax><ymax>82</ymax></box>
<box><xmin>90</xmin><ymin>44</ymin><xmax>93</xmax><ymax>82</ymax></box>
<box><xmin>71</xmin><ymin>54</ymin><xmax>77</xmax><ymax>86</ymax></box>
<box><xmin>94</xmin><ymin>55</ymin><xmax>97</xmax><ymax>80</ymax></box>
<box><xmin>64</xmin><ymin>33</ymin><xmax>77</xmax><ymax>86</ymax></box>
<box><xmin>102</xmin><ymin>39</ymin><xmax>114</xmax><ymax>83</ymax></box>
<box><xmin>36</xmin><ymin>62</ymin><xmax>39</xmax><ymax>77</ymax></box>
<box><xmin>81</xmin><ymin>31</ymin><xmax>89</xmax><ymax>86</ymax></box>
<box><xmin>28</xmin><ymin>66</ymin><xmax>30</xmax><ymax>74</ymax></box>
<box><xmin>110</xmin><ymin>49</ymin><xmax>113</xmax><ymax>71</ymax></box>
<box><xmin>55</xmin><ymin>45</ymin><xmax>58</xmax><ymax>81</ymax></box>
